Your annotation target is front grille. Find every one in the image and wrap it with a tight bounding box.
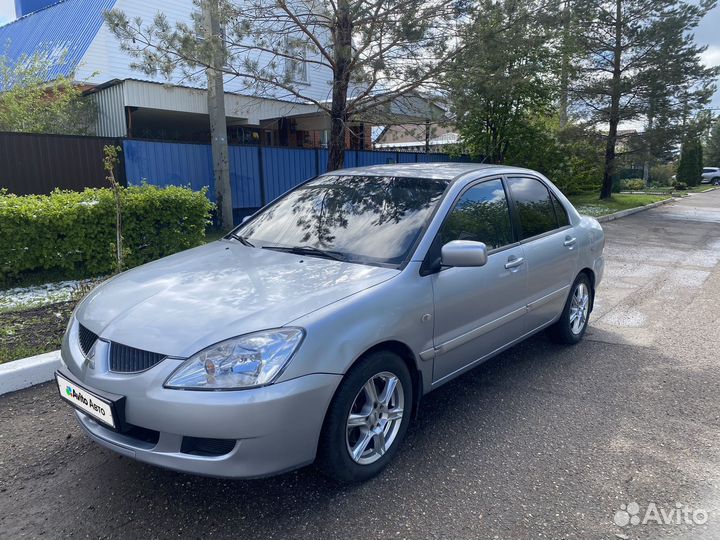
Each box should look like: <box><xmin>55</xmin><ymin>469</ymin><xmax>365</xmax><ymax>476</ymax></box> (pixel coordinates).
<box><xmin>78</xmin><ymin>324</ymin><xmax>98</xmax><ymax>356</ymax></box>
<box><xmin>109</xmin><ymin>342</ymin><xmax>167</xmax><ymax>373</ymax></box>
<box><xmin>181</xmin><ymin>437</ymin><xmax>237</xmax><ymax>457</ymax></box>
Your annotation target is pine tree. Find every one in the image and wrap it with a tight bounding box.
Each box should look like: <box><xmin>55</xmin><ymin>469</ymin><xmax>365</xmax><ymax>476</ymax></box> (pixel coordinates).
<box><xmin>677</xmin><ymin>133</ymin><xmax>703</xmax><ymax>186</ymax></box>
<box><xmin>106</xmin><ymin>0</ymin><xmax>460</xmax><ymax>172</ymax></box>
<box><xmin>572</xmin><ymin>0</ymin><xmax>718</xmax><ymax>198</ymax></box>
<box><xmin>706</xmin><ymin>119</ymin><xmax>720</xmax><ymax>167</ymax></box>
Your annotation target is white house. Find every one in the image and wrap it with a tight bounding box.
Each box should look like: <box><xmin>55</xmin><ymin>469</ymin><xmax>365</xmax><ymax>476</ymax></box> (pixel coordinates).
<box><xmin>1</xmin><ymin>0</ymin><xmax>351</xmax><ymax>147</ymax></box>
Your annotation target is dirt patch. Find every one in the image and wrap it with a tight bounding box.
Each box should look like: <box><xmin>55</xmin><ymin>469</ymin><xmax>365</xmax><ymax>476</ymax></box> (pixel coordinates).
<box><xmin>0</xmin><ymin>301</ymin><xmax>75</xmax><ymax>364</ymax></box>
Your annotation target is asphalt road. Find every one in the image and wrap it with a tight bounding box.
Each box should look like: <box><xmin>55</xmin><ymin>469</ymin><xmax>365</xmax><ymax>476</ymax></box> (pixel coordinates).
<box><xmin>1</xmin><ymin>191</ymin><xmax>719</xmax><ymax>540</ymax></box>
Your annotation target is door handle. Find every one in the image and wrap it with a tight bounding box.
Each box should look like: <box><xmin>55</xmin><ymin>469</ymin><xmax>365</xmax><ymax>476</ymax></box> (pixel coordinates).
<box><xmin>564</xmin><ymin>236</ymin><xmax>577</xmax><ymax>247</ymax></box>
<box><xmin>504</xmin><ymin>257</ymin><xmax>525</xmax><ymax>269</ymax></box>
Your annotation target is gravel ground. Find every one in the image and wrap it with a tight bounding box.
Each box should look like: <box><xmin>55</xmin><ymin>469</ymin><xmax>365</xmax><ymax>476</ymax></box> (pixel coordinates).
<box><xmin>0</xmin><ymin>190</ymin><xmax>719</xmax><ymax>540</ymax></box>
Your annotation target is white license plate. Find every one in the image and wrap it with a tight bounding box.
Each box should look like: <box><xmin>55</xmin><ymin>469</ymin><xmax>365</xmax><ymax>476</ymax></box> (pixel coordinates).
<box><xmin>56</xmin><ymin>373</ymin><xmax>117</xmax><ymax>429</ymax></box>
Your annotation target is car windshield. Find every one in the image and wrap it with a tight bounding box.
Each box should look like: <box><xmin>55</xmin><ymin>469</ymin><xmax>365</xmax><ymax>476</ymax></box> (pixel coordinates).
<box><xmin>234</xmin><ymin>175</ymin><xmax>449</xmax><ymax>266</ymax></box>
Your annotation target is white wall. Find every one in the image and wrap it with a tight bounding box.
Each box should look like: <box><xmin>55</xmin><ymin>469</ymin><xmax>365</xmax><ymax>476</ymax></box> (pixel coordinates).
<box><xmin>77</xmin><ymin>0</ymin><xmax>334</xmax><ymax>105</ymax></box>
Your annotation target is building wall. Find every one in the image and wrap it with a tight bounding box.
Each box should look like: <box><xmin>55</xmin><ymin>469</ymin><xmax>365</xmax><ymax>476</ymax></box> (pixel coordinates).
<box><xmin>77</xmin><ymin>0</ymin><xmax>335</xmax><ymax>105</ymax></box>
<box><xmin>376</xmin><ymin>122</ymin><xmax>455</xmax><ymax>145</ymax></box>
<box><xmin>88</xmin><ymin>82</ymin><xmax>127</xmax><ymax>137</ymax></box>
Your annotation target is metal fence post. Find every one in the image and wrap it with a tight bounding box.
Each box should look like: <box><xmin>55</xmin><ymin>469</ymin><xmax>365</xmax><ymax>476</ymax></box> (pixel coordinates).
<box><xmin>257</xmin><ymin>145</ymin><xmax>266</xmax><ymax>206</ymax></box>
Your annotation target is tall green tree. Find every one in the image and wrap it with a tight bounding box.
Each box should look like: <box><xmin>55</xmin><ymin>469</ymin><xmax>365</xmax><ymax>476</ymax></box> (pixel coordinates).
<box><xmin>640</xmin><ymin>5</ymin><xmax>718</xmax><ymax>164</ymax></box>
<box><xmin>0</xmin><ymin>50</ymin><xmax>96</xmax><ymax>135</ymax></box>
<box><xmin>572</xmin><ymin>0</ymin><xmax>717</xmax><ymax>199</ymax></box>
<box><xmin>105</xmin><ymin>0</ymin><xmax>459</xmax><ymax>172</ymax></box>
<box><xmin>677</xmin><ymin>131</ymin><xmax>703</xmax><ymax>186</ymax></box>
<box><xmin>705</xmin><ymin>118</ymin><xmax>720</xmax><ymax>167</ymax></box>
<box><xmin>447</xmin><ymin>0</ymin><xmax>558</xmax><ymax>163</ymax></box>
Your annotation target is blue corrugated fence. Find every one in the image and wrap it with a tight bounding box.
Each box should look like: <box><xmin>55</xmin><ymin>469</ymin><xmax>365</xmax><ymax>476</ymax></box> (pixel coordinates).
<box><xmin>123</xmin><ymin>140</ymin><xmax>476</xmax><ymax>212</ymax></box>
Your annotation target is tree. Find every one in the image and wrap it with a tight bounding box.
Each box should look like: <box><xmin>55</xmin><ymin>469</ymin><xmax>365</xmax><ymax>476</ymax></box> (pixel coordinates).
<box><xmin>103</xmin><ymin>145</ymin><xmax>125</xmax><ymax>271</ymax></box>
<box><xmin>705</xmin><ymin>118</ymin><xmax>720</xmax><ymax>167</ymax></box>
<box><xmin>640</xmin><ymin>4</ymin><xmax>718</xmax><ymax>164</ymax></box>
<box><xmin>677</xmin><ymin>130</ymin><xmax>703</xmax><ymax>186</ymax></box>
<box><xmin>105</xmin><ymin>0</ymin><xmax>459</xmax><ymax>172</ymax></box>
<box><xmin>203</xmin><ymin>0</ymin><xmax>233</xmax><ymax>231</ymax></box>
<box><xmin>447</xmin><ymin>0</ymin><xmax>558</xmax><ymax>163</ymax></box>
<box><xmin>571</xmin><ymin>0</ymin><xmax>717</xmax><ymax>199</ymax></box>
<box><xmin>0</xmin><ymin>50</ymin><xmax>97</xmax><ymax>135</ymax></box>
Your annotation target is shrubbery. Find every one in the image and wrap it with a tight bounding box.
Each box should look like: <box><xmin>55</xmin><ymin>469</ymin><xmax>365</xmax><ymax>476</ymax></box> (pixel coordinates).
<box><xmin>650</xmin><ymin>163</ymin><xmax>676</xmax><ymax>186</ymax></box>
<box><xmin>0</xmin><ymin>185</ymin><xmax>213</xmax><ymax>286</ymax></box>
<box><xmin>619</xmin><ymin>178</ymin><xmax>645</xmax><ymax>191</ymax></box>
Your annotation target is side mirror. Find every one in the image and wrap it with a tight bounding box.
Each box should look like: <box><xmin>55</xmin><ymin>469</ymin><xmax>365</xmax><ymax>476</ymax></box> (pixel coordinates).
<box><xmin>441</xmin><ymin>240</ymin><xmax>488</xmax><ymax>267</ymax></box>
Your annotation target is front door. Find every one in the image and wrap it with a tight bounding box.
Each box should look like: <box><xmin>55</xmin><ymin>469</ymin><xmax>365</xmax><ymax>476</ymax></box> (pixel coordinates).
<box><xmin>430</xmin><ymin>178</ymin><xmax>528</xmax><ymax>384</ymax></box>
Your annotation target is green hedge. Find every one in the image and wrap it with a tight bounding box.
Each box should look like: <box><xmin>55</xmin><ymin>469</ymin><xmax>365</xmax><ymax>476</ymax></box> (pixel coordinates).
<box><xmin>0</xmin><ymin>185</ymin><xmax>214</xmax><ymax>286</ymax></box>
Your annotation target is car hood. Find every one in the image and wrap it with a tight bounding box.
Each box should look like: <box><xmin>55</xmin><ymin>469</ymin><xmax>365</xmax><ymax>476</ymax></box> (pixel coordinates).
<box><xmin>77</xmin><ymin>241</ymin><xmax>399</xmax><ymax>357</ymax></box>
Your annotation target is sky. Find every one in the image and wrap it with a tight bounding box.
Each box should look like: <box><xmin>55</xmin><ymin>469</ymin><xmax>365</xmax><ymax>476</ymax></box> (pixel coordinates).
<box><xmin>0</xmin><ymin>0</ymin><xmax>719</xmax><ymax>108</ymax></box>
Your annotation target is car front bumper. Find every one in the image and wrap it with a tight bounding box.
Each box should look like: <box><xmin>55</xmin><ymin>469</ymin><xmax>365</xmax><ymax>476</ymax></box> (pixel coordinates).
<box><xmin>60</xmin><ymin>321</ymin><xmax>341</xmax><ymax>478</ymax></box>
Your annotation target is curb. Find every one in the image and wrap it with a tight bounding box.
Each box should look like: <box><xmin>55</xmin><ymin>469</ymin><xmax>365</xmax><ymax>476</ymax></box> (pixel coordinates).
<box><xmin>596</xmin><ymin>198</ymin><xmax>674</xmax><ymax>223</ymax></box>
<box><xmin>0</xmin><ymin>350</ymin><xmax>60</xmax><ymax>396</ymax></box>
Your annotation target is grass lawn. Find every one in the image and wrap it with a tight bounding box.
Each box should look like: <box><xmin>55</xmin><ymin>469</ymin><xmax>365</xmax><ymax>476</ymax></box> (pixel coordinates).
<box><xmin>568</xmin><ymin>192</ymin><xmax>669</xmax><ymax>217</ymax></box>
<box><xmin>687</xmin><ymin>185</ymin><xmax>718</xmax><ymax>193</ymax></box>
<box><xmin>0</xmin><ymin>301</ymin><xmax>75</xmax><ymax>364</ymax></box>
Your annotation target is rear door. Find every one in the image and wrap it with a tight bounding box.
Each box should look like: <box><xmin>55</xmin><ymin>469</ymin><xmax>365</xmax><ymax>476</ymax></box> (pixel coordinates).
<box><xmin>505</xmin><ymin>176</ymin><xmax>578</xmax><ymax>332</ymax></box>
<box><xmin>429</xmin><ymin>177</ymin><xmax>528</xmax><ymax>384</ymax></box>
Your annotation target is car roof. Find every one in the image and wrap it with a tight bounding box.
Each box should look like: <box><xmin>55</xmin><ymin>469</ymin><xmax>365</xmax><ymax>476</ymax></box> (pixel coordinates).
<box><xmin>325</xmin><ymin>162</ymin><xmax>539</xmax><ymax>180</ymax></box>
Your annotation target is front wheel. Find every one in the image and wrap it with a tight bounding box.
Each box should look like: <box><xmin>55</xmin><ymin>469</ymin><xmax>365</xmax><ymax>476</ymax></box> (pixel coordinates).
<box><xmin>549</xmin><ymin>274</ymin><xmax>592</xmax><ymax>345</ymax></box>
<box><xmin>316</xmin><ymin>351</ymin><xmax>413</xmax><ymax>482</ymax></box>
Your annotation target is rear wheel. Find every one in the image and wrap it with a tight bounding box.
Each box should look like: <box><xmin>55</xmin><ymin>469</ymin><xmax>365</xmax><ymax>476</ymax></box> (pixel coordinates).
<box><xmin>549</xmin><ymin>273</ymin><xmax>592</xmax><ymax>344</ymax></box>
<box><xmin>317</xmin><ymin>351</ymin><xmax>412</xmax><ymax>482</ymax></box>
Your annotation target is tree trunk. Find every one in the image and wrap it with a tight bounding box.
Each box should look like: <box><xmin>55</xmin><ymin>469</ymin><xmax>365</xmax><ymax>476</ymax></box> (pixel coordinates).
<box><xmin>425</xmin><ymin>118</ymin><xmax>430</xmax><ymax>154</ymax></box>
<box><xmin>559</xmin><ymin>0</ymin><xmax>571</xmax><ymax>129</ymax></box>
<box><xmin>204</xmin><ymin>0</ymin><xmax>233</xmax><ymax>229</ymax></box>
<box><xmin>601</xmin><ymin>0</ymin><xmax>623</xmax><ymax>200</ymax></box>
<box><xmin>326</xmin><ymin>0</ymin><xmax>353</xmax><ymax>172</ymax></box>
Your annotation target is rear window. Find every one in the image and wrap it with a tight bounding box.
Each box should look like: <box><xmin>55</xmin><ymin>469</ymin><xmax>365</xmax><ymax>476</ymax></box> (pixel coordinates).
<box><xmin>506</xmin><ymin>177</ymin><xmax>558</xmax><ymax>239</ymax></box>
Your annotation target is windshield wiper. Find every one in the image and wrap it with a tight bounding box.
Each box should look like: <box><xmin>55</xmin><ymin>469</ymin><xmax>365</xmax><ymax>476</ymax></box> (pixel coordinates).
<box><xmin>230</xmin><ymin>233</ymin><xmax>255</xmax><ymax>247</ymax></box>
<box><xmin>262</xmin><ymin>245</ymin><xmax>347</xmax><ymax>262</ymax></box>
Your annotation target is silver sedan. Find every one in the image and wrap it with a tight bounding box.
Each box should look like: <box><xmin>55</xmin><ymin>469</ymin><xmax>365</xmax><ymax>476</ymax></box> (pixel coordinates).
<box><xmin>56</xmin><ymin>163</ymin><xmax>605</xmax><ymax>482</ymax></box>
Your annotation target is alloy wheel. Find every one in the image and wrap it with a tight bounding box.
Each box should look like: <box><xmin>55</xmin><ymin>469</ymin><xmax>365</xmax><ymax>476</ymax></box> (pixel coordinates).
<box><xmin>569</xmin><ymin>282</ymin><xmax>590</xmax><ymax>335</ymax></box>
<box><xmin>345</xmin><ymin>371</ymin><xmax>405</xmax><ymax>465</ymax></box>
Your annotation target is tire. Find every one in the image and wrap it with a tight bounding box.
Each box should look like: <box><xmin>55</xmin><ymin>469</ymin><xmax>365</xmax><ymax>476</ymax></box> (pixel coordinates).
<box><xmin>316</xmin><ymin>350</ymin><xmax>413</xmax><ymax>482</ymax></box>
<box><xmin>549</xmin><ymin>273</ymin><xmax>593</xmax><ymax>345</ymax></box>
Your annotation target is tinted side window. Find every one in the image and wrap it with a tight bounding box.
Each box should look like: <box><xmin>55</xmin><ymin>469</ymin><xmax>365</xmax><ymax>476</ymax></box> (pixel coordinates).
<box><xmin>440</xmin><ymin>179</ymin><xmax>514</xmax><ymax>250</ymax></box>
<box><xmin>507</xmin><ymin>177</ymin><xmax>557</xmax><ymax>239</ymax></box>
<box><xmin>550</xmin><ymin>192</ymin><xmax>570</xmax><ymax>227</ymax></box>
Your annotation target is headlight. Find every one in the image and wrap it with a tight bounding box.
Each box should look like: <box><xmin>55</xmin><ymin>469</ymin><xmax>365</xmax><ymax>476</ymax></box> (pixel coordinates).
<box><xmin>164</xmin><ymin>328</ymin><xmax>304</xmax><ymax>390</ymax></box>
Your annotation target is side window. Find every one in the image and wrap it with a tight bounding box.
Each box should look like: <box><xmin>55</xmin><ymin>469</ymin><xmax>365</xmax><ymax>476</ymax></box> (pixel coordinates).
<box><xmin>506</xmin><ymin>177</ymin><xmax>558</xmax><ymax>239</ymax></box>
<box><xmin>440</xmin><ymin>179</ymin><xmax>514</xmax><ymax>250</ymax></box>
<box><xmin>550</xmin><ymin>191</ymin><xmax>570</xmax><ymax>227</ymax></box>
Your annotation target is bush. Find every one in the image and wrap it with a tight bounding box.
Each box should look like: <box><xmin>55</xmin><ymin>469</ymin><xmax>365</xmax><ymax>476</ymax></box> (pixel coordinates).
<box><xmin>677</xmin><ymin>135</ymin><xmax>703</xmax><ymax>187</ymax></box>
<box><xmin>650</xmin><ymin>163</ymin><xmax>676</xmax><ymax>186</ymax></box>
<box><xmin>619</xmin><ymin>178</ymin><xmax>645</xmax><ymax>191</ymax></box>
<box><xmin>673</xmin><ymin>181</ymin><xmax>688</xmax><ymax>191</ymax></box>
<box><xmin>0</xmin><ymin>185</ymin><xmax>213</xmax><ymax>286</ymax></box>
